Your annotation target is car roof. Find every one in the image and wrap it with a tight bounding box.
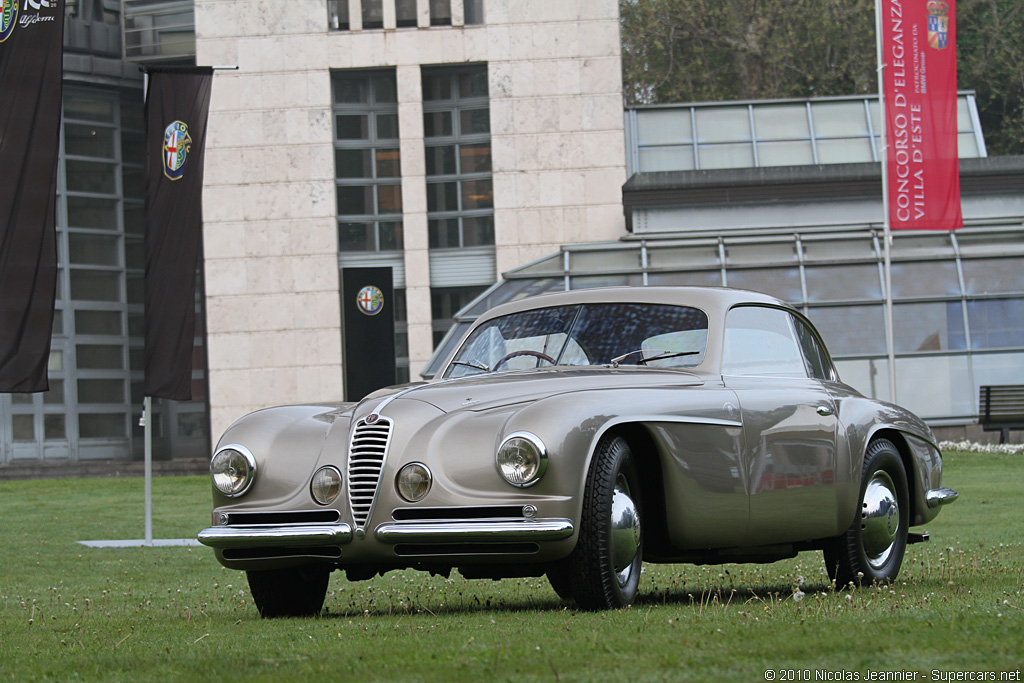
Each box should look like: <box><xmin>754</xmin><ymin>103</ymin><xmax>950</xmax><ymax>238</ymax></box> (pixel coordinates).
<box><xmin>438</xmin><ymin>286</ymin><xmax>808</xmax><ymax>378</ymax></box>
<box><xmin>474</xmin><ymin>285</ymin><xmax>791</xmax><ymax>323</ymax></box>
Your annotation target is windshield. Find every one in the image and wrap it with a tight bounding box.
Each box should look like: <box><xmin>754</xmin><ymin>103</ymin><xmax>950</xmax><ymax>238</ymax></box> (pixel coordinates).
<box><xmin>444</xmin><ymin>302</ymin><xmax>709</xmax><ymax>377</ymax></box>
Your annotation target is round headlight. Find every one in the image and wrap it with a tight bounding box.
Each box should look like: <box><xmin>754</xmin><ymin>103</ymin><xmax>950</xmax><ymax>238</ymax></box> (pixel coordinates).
<box><xmin>311</xmin><ymin>466</ymin><xmax>343</xmax><ymax>505</ymax></box>
<box><xmin>496</xmin><ymin>432</ymin><xmax>547</xmax><ymax>487</ymax></box>
<box><xmin>210</xmin><ymin>445</ymin><xmax>256</xmax><ymax>497</ymax></box>
<box><xmin>396</xmin><ymin>463</ymin><xmax>432</xmax><ymax>502</ymax></box>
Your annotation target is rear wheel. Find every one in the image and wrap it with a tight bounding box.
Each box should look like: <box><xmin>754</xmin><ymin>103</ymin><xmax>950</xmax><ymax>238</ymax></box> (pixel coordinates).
<box><xmin>567</xmin><ymin>435</ymin><xmax>643</xmax><ymax>610</ymax></box>
<box><xmin>824</xmin><ymin>438</ymin><xmax>909</xmax><ymax>587</ymax></box>
<box><xmin>246</xmin><ymin>565</ymin><xmax>331</xmax><ymax>618</ymax></box>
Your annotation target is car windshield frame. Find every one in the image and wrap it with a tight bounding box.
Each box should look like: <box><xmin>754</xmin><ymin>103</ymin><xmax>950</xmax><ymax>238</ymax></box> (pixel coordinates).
<box><xmin>443</xmin><ymin>302</ymin><xmax>710</xmax><ymax>378</ymax></box>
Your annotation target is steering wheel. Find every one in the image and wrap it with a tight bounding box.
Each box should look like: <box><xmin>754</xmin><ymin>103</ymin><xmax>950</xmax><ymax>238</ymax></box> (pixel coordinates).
<box><xmin>494</xmin><ymin>350</ymin><xmax>556</xmax><ymax>369</ymax></box>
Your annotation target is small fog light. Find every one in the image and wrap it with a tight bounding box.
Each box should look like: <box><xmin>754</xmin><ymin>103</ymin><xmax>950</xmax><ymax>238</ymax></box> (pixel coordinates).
<box><xmin>311</xmin><ymin>466</ymin><xmax>343</xmax><ymax>505</ymax></box>
<box><xmin>211</xmin><ymin>445</ymin><xmax>256</xmax><ymax>497</ymax></box>
<box><xmin>496</xmin><ymin>432</ymin><xmax>547</xmax><ymax>487</ymax></box>
<box><xmin>396</xmin><ymin>463</ymin><xmax>432</xmax><ymax>502</ymax></box>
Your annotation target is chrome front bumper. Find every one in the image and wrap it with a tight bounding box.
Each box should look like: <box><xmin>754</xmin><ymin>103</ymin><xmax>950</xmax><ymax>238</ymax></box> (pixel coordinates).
<box><xmin>197</xmin><ymin>518</ymin><xmax>575</xmax><ymax>550</ymax></box>
<box><xmin>198</xmin><ymin>524</ymin><xmax>353</xmax><ymax>548</ymax></box>
<box><xmin>374</xmin><ymin>518</ymin><xmax>574</xmax><ymax>543</ymax></box>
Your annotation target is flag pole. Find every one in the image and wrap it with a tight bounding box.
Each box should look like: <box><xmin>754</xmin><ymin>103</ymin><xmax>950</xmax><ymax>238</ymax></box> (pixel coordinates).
<box><xmin>875</xmin><ymin>0</ymin><xmax>898</xmax><ymax>405</ymax></box>
<box><xmin>143</xmin><ymin>396</ymin><xmax>153</xmax><ymax>545</ymax></box>
<box><xmin>142</xmin><ymin>68</ymin><xmax>154</xmax><ymax>546</ymax></box>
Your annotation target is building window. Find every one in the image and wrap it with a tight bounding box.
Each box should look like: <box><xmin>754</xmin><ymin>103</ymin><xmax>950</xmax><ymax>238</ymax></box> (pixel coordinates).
<box><xmin>464</xmin><ymin>0</ymin><xmax>484</xmax><ymax>24</ymax></box>
<box><xmin>327</xmin><ymin>0</ymin><xmax>434</xmax><ymax>30</ymax></box>
<box><xmin>431</xmin><ymin>286</ymin><xmax>488</xmax><ymax>346</ymax></box>
<box><xmin>327</xmin><ymin>0</ymin><xmax>349</xmax><ymax>30</ymax></box>
<box><xmin>362</xmin><ymin>0</ymin><xmax>383</xmax><ymax>29</ymax></box>
<box><xmin>332</xmin><ymin>71</ymin><xmax>403</xmax><ymax>252</ymax></box>
<box><xmin>393</xmin><ymin>288</ymin><xmax>410</xmax><ymax>382</ymax></box>
<box><xmin>396</xmin><ymin>0</ymin><xmax>417</xmax><ymax>27</ymax></box>
<box><xmin>429</xmin><ymin>0</ymin><xmax>451</xmax><ymax>26</ymax></box>
<box><xmin>422</xmin><ymin>66</ymin><xmax>492</xmax><ymax>250</ymax></box>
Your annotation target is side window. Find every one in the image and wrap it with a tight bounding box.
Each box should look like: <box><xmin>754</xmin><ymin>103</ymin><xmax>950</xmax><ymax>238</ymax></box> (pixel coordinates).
<box><xmin>723</xmin><ymin>306</ymin><xmax>808</xmax><ymax>377</ymax></box>
<box><xmin>794</xmin><ymin>317</ymin><xmax>834</xmax><ymax>381</ymax></box>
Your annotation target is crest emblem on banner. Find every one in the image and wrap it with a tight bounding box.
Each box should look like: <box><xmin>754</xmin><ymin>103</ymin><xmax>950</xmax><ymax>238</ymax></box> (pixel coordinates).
<box><xmin>0</xmin><ymin>0</ymin><xmax>17</xmax><ymax>43</ymax></box>
<box><xmin>356</xmin><ymin>286</ymin><xmax>385</xmax><ymax>316</ymax></box>
<box><xmin>927</xmin><ymin>1</ymin><xmax>949</xmax><ymax>50</ymax></box>
<box><xmin>162</xmin><ymin>121</ymin><xmax>193</xmax><ymax>181</ymax></box>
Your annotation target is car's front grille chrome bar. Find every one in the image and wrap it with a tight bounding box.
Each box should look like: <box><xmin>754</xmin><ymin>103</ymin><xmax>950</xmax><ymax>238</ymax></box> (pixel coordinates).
<box><xmin>347</xmin><ymin>417</ymin><xmax>393</xmax><ymax>531</ymax></box>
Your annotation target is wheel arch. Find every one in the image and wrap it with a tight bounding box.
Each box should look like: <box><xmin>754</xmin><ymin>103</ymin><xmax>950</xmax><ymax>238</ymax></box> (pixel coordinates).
<box><xmin>592</xmin><ymin>422</ymin><xmax>673</xmax><ymax>560</ymax></box>
<box><xmin>864</xmin><ymin>427</ymin><xmax>918</xmax><ymax>524</ymax></box>
<box><xmin>867</xmin><ymin>425</ymin><xmax>946</xmax><ymax>526</ymax></box>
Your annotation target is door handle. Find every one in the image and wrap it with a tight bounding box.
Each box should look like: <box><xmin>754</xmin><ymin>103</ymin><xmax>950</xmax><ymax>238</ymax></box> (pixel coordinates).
<box><xmin>816</xmin><ymin>405</ymin><xmax>834</xmax><ymax>417</ymax></box>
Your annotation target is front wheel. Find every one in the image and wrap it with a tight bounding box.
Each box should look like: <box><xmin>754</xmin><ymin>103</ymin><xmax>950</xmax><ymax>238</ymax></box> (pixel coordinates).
<box><xmin>824</xmin><ymin>438</ymin><xmax>909</xmax><ymax>587</ymax></box>
<box><xmin>567</xmin><ymin>435</ymin><xmax>643</xmax><ymax>610</ymax></box>
<box><xmin>246</xmin><ymin>565</ymin><xmax>331</xmax><ymax>618</ymax></box>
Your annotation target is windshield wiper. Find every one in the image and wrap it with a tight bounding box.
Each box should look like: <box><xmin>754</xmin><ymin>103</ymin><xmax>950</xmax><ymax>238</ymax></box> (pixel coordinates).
<box><xmin>450</xmin><ymin>359</ymin><xmax>491</xmax><ymax>373</ymax></box>
<box><xmin>610</xmin><ymin>349</ymin><xmax>699</xmax><ymax>368</ymax></box>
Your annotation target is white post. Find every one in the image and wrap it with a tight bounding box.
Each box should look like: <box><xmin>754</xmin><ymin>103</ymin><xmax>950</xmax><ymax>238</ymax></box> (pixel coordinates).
<box><xmin>144</xmin><ymin>395</ymin><xmax>153</xmax><ymax>545</ymax></box>
<box><xmin>874</xmin><ymin>0</ymin><xmax>898</xmax><ymax>405</ymax></box>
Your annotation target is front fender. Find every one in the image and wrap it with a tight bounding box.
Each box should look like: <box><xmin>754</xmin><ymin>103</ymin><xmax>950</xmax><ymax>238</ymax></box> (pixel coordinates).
<box><xmin>497</xmin><ymin>382</ymin><xmax>739</xmax><ymax>529</ymax></box>
<box><xmin>212</xmin><ymin>403</ymin><xmax>353</xmax><ymax>510</ymax></box>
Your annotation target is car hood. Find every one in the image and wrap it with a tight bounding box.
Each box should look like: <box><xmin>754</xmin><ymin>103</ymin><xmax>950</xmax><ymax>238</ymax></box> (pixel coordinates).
<box><xmin>359</xmin><ymin>366</ymin><xmax>706</xmax><ymax>417</ymax></box>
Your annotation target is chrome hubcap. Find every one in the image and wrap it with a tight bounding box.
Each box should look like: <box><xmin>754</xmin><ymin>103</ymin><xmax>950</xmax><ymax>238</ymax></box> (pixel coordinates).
<box><xmin>861</xmin><ymin>469</ymin><xmax>900</xmax><ymax>569</ymax></box>
<box><xmin>610</xmin><ymin>474</ymin><xmax>641</xmax><ymax>585</ymax></box>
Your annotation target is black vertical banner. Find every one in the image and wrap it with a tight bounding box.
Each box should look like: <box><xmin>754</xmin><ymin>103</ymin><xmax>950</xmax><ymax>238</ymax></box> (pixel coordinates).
<box><xmin>341</xmin><ymin>267</ymin><xmax>396</xmax><ymax>401</ymax></box>
<box><xmin>143</xmin><ymin>67</ymin><xmax>213</xmax><ymax>400</ymax></box>
<box><xmin>0</xmin><ymin>0</ymin><xmax>65</xmax><ymax>393</ymax></box>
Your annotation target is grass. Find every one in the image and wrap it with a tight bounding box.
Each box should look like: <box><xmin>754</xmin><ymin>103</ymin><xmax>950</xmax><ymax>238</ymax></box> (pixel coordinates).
<box><xmin>0</xmin><ymin>451</ymin><xmax>1021</xmax><ymax>681</ymax></box>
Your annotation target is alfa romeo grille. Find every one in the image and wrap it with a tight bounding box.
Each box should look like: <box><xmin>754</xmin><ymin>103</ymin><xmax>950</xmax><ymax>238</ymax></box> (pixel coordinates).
<box><xmin>347</xmin><ymin>417</ymin><xmax>393</xmax><ymax>529</ymax></box>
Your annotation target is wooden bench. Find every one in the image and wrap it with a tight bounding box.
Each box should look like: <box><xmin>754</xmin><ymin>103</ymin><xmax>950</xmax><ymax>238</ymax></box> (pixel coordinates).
<box><xmin>979</xmin><ymin>385</ymin><xmax>1024</xmax><ymax>444</ymax></box>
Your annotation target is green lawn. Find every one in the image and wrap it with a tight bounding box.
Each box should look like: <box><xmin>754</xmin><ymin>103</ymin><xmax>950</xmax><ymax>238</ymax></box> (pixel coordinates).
<box><xmin>0</xmin><ymin>451</ymin><xmax>1020</xmax><ymax>681</ymax></box>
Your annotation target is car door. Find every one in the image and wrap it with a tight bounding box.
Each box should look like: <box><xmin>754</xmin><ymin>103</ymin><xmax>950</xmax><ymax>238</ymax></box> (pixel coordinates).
<box><xmin>722</xmin><ymin>305</ymin><xmax>840</xmax><ymax>545</ymax></box>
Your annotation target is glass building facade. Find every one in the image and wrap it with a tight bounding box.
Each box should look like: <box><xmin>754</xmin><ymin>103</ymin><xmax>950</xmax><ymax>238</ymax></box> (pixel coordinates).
<box><xmin>0</xmin><ymin>1</ymin><xmax>209</xmax><ymax>469</ymax></box>
<box><xmin>425</xmin><ymin>226</ymin><xmax>1024</xmax><ymax>423</ymax></box>
<box><xmin>426</xmin><ymin>95</ymin><xmax>1024</xmax><ymax>428</ymax></box>
<box><xmin>625</xmin><ymin>94</ymin><xmax>986</xmax><ymax>173</ymax></box>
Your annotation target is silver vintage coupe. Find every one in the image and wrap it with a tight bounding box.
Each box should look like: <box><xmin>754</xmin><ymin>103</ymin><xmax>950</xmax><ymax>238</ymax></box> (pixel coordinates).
<box><xmin>198</xmin><ymin>286</ymin><xmax>958</xmax><ymax>616</ymax></box>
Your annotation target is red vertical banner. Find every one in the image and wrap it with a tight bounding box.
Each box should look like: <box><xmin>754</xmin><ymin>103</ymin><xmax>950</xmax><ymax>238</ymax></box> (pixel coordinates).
<box><xmin>881</xmin><ymin>0</ymin><xmax>962</xmax><ymax>230</ymax></box>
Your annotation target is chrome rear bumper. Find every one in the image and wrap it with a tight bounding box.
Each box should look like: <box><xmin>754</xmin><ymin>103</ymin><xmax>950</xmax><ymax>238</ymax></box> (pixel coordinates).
<box><xmin>925</xmin><ymin>487</ymin><xmax>959</xmax><ymax>508</ymax></box>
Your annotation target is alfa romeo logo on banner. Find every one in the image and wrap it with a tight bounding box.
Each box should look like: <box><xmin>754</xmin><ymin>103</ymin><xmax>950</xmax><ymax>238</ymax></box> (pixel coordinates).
<box><xmin>162</xmin><ymin>120</ymin><xmax>193</xmax><ymax>181</ymax></box>
<box><xmin>356</xmin><ymin>286</ymin><xmax>385</xmax><ymax>316</ymax></box>
<box><xmin>0</xmin><ymin>0</ymin><xmax>17</xmax><ymax>43</ymax></box>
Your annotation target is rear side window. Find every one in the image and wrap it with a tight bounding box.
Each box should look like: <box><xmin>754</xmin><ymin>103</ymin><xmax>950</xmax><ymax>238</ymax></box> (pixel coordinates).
<box><xmin>794</xmin><ymin>316</ymin><xmax>835</xmax><ymax>381</ymax></box>
<box><xmin>723</xmin><ymin>306</ymin><xmax>808</xmax><ymax>377</ymax></box>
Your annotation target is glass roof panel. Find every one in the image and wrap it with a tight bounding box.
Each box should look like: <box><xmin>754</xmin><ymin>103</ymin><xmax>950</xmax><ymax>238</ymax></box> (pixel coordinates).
<box><xmin>752</xmin><ymin>104</ymin><xmax>810</xmax><ymax>141</ymax></box>
<box><xmin>636</xmin><ymin>109</ymin><xmax>693</xmax><ymax>145</ymax></box>
<box><xmin>698</xmin><ymin>142</ymin><xmax>754</xmax><ymax>169</ymax></box>
<box><xmin>569</xmin><ymin>249</ymin><xmax>643</xmax><ymax>273</ymax></box>
<box><xmin>694</xmin><ymin>107</ymin><xmax>751</xmax><ymax>143</ymax></box>
<box><xmin>639</xmin><ymin>145</ymin><xmax>694</xmax><ymax>172</ymax></box>
<box><xmin>725</xmin><ymin>240</ymin><xmax>799</xmax><ymax>265</ymax></box>
<box><xmin>647</xmin><ymin>244</ymin><xmax>720</xmax><ymax>269</ymax></box>
<box><xmin>756</xmin><ymin>140</ymin><xmax>814</xmax><ymax>167</ymax></box>
<box><xmin>811</xmin><ymin>101</ymin><xmax>870</xmax><ymax>138</ymax></box>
